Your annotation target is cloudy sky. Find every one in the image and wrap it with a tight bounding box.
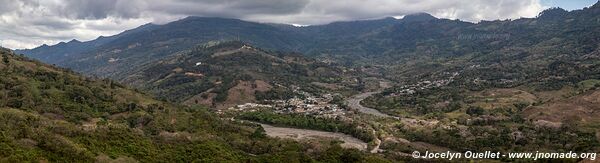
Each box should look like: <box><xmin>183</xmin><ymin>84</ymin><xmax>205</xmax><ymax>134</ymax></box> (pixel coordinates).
<box><xmin>0</xmin><ymin>0</ymin><xmax>597</xmax><ymax>49</ymax></box>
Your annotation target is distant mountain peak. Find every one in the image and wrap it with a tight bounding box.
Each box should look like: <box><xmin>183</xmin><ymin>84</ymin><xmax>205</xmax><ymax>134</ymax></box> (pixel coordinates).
<box><xmin>139</xmin><ymin>22</ymin><xmax>156</xmax><ymax>27</ymax></box>
<box><xmin>401</xmin><ymin>13</ymin><xmax>437</xmax><ymax>22</ymax></box>
<box><xmin>537</xmin><ymin>7</ymin><xmax>568</xmax><ymax>19</ymax></box>
<box><xmin>592</xmin><ymin>0</ymin><xmax>600</xmax><ymax>8</ymax></box>
<box><xmin>68</xmin><ymin>39</ymin><xmax>81</xmax><ymax>43</ymax></box>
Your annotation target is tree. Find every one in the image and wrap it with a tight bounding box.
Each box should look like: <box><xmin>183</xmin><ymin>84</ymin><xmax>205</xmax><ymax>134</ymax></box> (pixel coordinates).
<box><xmin>466</xmin><ymin>106</ymin><xmax>485</xmax><ymax>116</ymax></box>
<box><xmin>2</xmin><ymin>54</ymin><xmax>8</xmax><ymax>65</ymax></box>
<box><xmin>251</xmin><ymin>126</ymin><xmax>267</xmax><ymax>139</ymax></box>
<box><xmin>513</xmin><ymin>102</ymin><xmax>529</xmax><ymax>111</ymax></box>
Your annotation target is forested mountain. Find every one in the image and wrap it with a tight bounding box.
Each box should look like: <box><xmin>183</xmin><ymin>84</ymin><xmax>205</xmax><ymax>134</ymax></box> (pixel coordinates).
<box><xmin>15</xmin><ymin>23</ymin><xmax>158</xmax><ymax>65</ymax></box>
<box><xmin>0</xmin><ymin>47</ymin><xmax>388</xmax><ymax>162</ymax></box>
<box><xmin>117</xmin><ymin>41</ymin><xmax>349</xmax><ymax>107</ymax></box>
<box><xmin>9</xmin><ymin>2</ymin><xmax>600</xmax><ymax>160</ymax></box>
<box><xmin>14</xmin><ymin>13</ymin><xmax>436</xmax><ymax>78</ymax></box>
<box><xmin>17</xmin><ymin>2</ymin><xmax>600</xmax><ymax>82</ymax></box>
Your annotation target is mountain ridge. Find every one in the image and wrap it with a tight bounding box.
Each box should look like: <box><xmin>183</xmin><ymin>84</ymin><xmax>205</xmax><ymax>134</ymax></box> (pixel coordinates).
<box><xmin>117</xmin><ymin>41</ymin><xmax>349</xmax><ymax>108</ymax></box>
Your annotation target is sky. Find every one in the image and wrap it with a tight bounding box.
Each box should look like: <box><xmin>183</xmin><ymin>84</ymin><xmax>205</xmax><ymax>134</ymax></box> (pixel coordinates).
<box><xmin>0</xmin><ymin>0</ymin><xmax>597</xmax><ymax>49</ymax></box>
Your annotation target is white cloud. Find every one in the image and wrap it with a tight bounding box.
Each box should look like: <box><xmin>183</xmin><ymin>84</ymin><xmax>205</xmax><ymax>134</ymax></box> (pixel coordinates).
<box><xmin>0</xmin><ymin>0</ymin><xmax>548</xmax><ymax>49</ymax></box>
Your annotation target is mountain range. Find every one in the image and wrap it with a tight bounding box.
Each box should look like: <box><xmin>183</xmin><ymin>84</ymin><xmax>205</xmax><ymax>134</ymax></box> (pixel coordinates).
<box><xmin>8</xmin><ymin>1</ymin><xmax>600</xmax><ymax>161</ymax></box>
<box><xmin>16</xmin><ymin>3</ymin><xmax>600</xmax><ymax>81</ymax></box>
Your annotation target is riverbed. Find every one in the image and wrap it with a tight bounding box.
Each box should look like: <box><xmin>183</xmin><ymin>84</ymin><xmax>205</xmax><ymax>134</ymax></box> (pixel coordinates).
<box><xmin>347</xmin><ymin>91</ymin><xmax>397</xmax><ymax>119</ymax></box>
<box><xmin>260</xmin><ymin>123</ymin><xmax>368</xmax><ymax>151</ymax></box>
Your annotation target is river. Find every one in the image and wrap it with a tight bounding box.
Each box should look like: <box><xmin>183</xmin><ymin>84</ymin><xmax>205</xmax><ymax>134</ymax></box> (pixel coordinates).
<box><xmin>347</xmin><ymin>91</ymin><xmax>398</xmax><ymax>119</ymax></box>
<box><xmin>346</xmin><ymin>90</ymin><xmax>400</xmax><ymax>153</ymax></box>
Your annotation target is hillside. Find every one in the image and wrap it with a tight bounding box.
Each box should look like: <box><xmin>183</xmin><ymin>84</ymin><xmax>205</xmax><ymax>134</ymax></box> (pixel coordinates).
<box><xmin>9</xmin><ymin>1</ymin><xmax>600</xmax><ymax>160</ymax></box>
<box><xmin>18</xmin><ymin>17</ymin><xmax>308</xmax><ymax>79</ymax></box>
<box><xmin>14</xmin><ymin>14</ymin><xmax>431</xmax><ymax>78</ymax></box>
<box><xmin>16</xmin><ymin>2</ymin><xmax>600</xmax><ymax>82</ymax></box>
<box><xmin>115</xmin><ymin>41</ymin><xmax>354</xmax><ymax>108</ymax></box>
<box><xmin>0</xmin><ymin>47</ymin><xmax>389</xmax><ymax>162</ymax></box>
<box><xmin>15</xmin><ymin>23</ymin><xmax>159</xmax><ymax>65</ymax></box>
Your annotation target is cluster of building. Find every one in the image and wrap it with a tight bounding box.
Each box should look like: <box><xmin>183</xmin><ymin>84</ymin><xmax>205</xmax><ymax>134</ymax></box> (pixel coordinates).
<box><xmin>229</xmin><ymin>103</ymin><xmax>272</xmax><ymax>112</ymax></box>
<box><xmin>389</xmin><ymin>72</ymin><xmax>459</xmax><ymax>96</ymax></box>
<box><xmin>226</xmin><ymin>86</ymin><xmax>349</xmax><ymax>118</ymax></box>
<box><xmin>269</xmin><ymin>93</ymin><xmax>346</xmax><ymax>118</ymax></box>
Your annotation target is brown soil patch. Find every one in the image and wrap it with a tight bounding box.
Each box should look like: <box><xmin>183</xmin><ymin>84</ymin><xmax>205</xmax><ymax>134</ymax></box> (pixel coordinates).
<box><xmin>183</xmin><ymin>89</ymin><xmax>216</xmax><ymax>106</ymax></box>
<box><xmin>471</xmin><ymin>88</ymin><xmax>537</xmax><ymax>109</ymax></box>
<box><xmin>311</xmin><ymin>82</ymin><xmax>344</xmax><ymax>90</ymax></box>
<box><xmin>215</xmin><ymin>80</ymin><xmax>272</xmax><ymax>109</ymax></box>
<box><xmin>185</xmin><ymin>80</ymin><xmax>272</xmax><ymax>109</ymax></box>
<box><xmin>523</xmin><ymin>90</ymin><xmax>600</xmax><ymax>126</ymax></box>
<box><xmin>184</xmin><ymin>72</ymin><xmax>204</xmax><ymax>77</ymax></box>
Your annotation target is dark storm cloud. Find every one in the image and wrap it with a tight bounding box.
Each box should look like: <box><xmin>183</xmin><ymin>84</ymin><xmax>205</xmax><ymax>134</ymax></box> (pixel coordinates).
<box><xmin>45</xmin><ymin>0</ymin><xmax>311</xmax><ymax>20</ymax></box>
<box><xmin>60</xmin><ymin>0</ymin><xmax>144</xmax><ymax>19</ymax></box>
<box><xmin>0</xmin><ymin>0</ymin><xmax>546</xmax><ymax>49</ymax></box>
<box><xmin>147</xmin><ymin>0</ymin><xmax>310</xmax><ymax>16</ymax></box>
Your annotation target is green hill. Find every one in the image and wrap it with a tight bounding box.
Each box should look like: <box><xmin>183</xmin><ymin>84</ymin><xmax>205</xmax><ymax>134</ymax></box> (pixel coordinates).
<box><xmin>0</xmin><ymin>47</ymin><xmax>388</xmax><ymax>162</ymax></box>
<box><xmin>118</xmin><ymin>41</ymin><xmax>350</xmax><ymax>108</ymax></box>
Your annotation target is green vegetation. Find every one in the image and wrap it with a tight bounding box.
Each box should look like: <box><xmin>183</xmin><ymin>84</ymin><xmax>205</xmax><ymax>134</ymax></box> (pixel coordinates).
<box><xmin>398</xmin><ymin>121</ymin><xmax>600</xmax><ymax>153</ymax></box>
<box><xmin>0</xmin><ymin>48</ymin><xmax>388</xmax><ymax>162</ymax></box>
<box><xmin>125</xmin><ymin>41</ymin><xmax>347</xmax><ymax>105</ymax></box>
<box><xmin>10</xmin><ymin>2</ymin><xmax>600</xmax><ymax>160</ymax></box>
<box><xmin>363</xmin><ymin>87</ymin><xmax>464</xmax><ymax>116</ymax></box>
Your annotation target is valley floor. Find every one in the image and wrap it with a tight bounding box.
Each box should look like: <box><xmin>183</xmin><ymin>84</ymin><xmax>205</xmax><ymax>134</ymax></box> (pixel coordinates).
<box><xmin>260</xmin><ymin>123</ymin><xmax>368</xmax><ymax>151</ymax></box>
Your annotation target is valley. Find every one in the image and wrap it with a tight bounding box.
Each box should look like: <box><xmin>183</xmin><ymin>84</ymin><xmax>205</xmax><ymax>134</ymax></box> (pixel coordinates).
<box><xmin>4</xmin><ymin>1</ymin><xmax>600</xmax><ymax>162</ymax></box>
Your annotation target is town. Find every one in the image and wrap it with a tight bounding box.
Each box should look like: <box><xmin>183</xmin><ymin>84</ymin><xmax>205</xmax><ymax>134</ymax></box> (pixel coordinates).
<box><xmin>225</xmin><ymin>86</ymin><xmax>349</xmax><ymax>118</ymax></box>
<box><xmin>388</xmin><ymin>72</ymin><xmax>459</xmax><ymax>97</ymax></box>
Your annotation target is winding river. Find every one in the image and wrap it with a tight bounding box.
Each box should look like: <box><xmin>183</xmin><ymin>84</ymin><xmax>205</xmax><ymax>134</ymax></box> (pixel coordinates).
<box><xmin>347</xmin><ymin>91</ymin><xmax>398</xmax><ymax>119</ymax></box>
<box><xmin>346</xmin><ymin>90</ymin><xmax>400</xmax><ymax>153</ymax></box>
